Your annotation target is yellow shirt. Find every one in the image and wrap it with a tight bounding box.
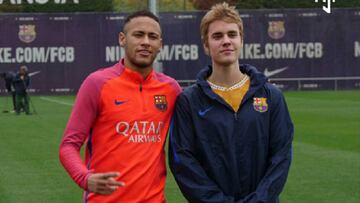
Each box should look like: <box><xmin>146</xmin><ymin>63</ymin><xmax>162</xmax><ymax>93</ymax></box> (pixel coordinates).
<box><xmin>208</xmin><ymin>75</ymin><xmax>250</xmax><ymax>112</ymax></box>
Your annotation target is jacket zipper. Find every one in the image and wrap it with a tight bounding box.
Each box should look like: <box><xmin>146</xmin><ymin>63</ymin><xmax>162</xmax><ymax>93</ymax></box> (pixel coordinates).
<box><xmin>139</xmin><ymin>83</ymin><xmax>146</xmax><ymax>112</ymax></box>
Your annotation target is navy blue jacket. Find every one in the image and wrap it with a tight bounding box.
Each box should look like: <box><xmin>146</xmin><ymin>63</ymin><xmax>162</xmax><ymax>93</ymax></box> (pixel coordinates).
<box><xmin>13</xmin><ymin>73</ymin><xmax>30</xmax><ymax>95</ymax></box>
<box><xmin>169</xmin><ymin>64</ymin><xmax>294</xmax><ymax>203</ymax></box>
<box><xmin>3</xmin><ymin>71</ymin><xmax>16</xmax><ymax>92</ymax></box>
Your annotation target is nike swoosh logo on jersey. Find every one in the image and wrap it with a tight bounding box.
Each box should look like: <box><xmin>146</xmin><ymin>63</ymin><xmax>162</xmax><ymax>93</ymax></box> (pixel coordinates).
<box><xmin>114</xmin><ymin>99</ymin><xmax>128</xmax><ymax>105</ymax></box>
<box><xmin>263</xmin><ymin>66</ymin><xmax>288</xmax><ymax>77</ymax></box>
<box><xmin>198</xmin><ymin>106</ymin><xmax>214</xmax><ymax>117</ymax></box>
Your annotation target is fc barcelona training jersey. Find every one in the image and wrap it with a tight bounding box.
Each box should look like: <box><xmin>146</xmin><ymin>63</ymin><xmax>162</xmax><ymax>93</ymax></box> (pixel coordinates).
<box><xmin>59</xmin><ymin>59</ymin><xmax>181</xmax><ymax>203</ymax></box>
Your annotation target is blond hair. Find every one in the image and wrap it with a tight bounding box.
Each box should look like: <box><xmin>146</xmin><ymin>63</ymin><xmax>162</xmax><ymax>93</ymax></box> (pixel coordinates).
<box><xmin>200</xmin><ymin>2</ymin><xmax>243</xmax><ymax>45</ymax></box>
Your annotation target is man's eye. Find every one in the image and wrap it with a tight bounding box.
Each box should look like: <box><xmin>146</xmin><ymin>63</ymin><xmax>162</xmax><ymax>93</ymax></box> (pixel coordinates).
<box><xmin>228</xmin><ymin>32</ymin><xmax>238</xmax><ymax>38</ymax></box>
<box><xmin>212</xmin><ymin>34</ymin><xmax>222</xmax><ymax>40</ymax></box>
<box><xmin>133</xmin><ymin>33</ymin><xmax>143</xmax><ymax>38</ymax></box>
<box><xmin>149</xmin><ymin>34</ymin><xmax>159</xmax><ymax>40</ymax></box>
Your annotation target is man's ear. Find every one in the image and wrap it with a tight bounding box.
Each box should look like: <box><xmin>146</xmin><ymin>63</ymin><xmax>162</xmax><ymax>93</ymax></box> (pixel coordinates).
<box><xmin>203</xmin><ymin>43</ymin><xmax>210</xmax><ymax>56</ymax></box>
<box><xmin>158</xmin><ymin>38</ymin><xmax>163</xmax><ymax>53</ymax></box>
<box><xmin>119</xmin><ymin>32</ymin><xmax>126</xmax><ymax>47</ymax></box>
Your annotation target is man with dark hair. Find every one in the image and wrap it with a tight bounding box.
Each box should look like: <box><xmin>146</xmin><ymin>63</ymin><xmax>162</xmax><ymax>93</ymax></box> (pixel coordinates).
<box><xmin>59</xmin><ymin>10</ymin><xmax>181</xmax><ymax>203</ymax></box>
<box><xmin>13</xmin><ymin>65</ymin><xmax>30</xmax><ymax>115</ymax></box>
<box><xmin>123</xmin><ymin>9</ymin><xmax>160</xmax><ymax>26</ymax></box>
<box><xmin>0</xmin><ymin>71</ymin><xmax>16</xmax><ymax>112</ymax></box>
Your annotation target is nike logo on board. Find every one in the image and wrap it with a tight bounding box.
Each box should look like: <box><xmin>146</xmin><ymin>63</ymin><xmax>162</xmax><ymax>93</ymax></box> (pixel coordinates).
<box><xmin>29</xmin><ymin>71</ymin><xmax>41</xmax><ymax>77</ymax></box>
<box><xmin>263</xmin><ymin>67</ymin><xmax>288</xmax><ymax>77</ymax></box>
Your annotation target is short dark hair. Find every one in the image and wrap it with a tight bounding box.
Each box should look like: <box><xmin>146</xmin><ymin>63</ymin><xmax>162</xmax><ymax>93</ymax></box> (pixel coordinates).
<box><xmin>123</xmin><ymin>10</ymin><xmax>160</xmax><ymax>32</ymax></box>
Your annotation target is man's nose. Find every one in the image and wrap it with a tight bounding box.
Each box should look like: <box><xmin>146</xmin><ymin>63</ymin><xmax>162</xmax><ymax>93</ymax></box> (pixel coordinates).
<box><xmin>222</xmin><ymin>34</ymin><xmax>231</xmax><ymax>44</ymax></box>
<box><xmin>141</xmin><ymin>35</ymin><xmax>150</xmax><ymax>45</ymax></box>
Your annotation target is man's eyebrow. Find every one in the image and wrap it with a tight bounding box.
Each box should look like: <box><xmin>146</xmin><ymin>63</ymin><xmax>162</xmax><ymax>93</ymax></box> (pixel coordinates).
<box><xmin>149</xmin><ymin>32</ymin><xmax>160</xmax><ymax>36</ymax></box>
<box><xmin>132</xmin><ymin>30</ymin><xmax>145</xmax><ymax>33</ymax></box>
<box><xmin>211</xmin><ymin>31</ymin><xmax>223</xmax><ymax>35</ymax></box>
<box><xmin>132</xmin><ymin>30</ymin><xmax>161</xmax><ymax>36</ymax></box>
<box><xmin>132</xmin><ymin>30</ymin><xmax>160</xmax><ymax>34</ymax></box>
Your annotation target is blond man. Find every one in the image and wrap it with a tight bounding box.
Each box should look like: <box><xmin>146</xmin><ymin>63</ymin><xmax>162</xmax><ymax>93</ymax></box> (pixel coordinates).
<box><xmin>169</xmin><ymin>3</ymin><xmax>293</xmax><ymax>203</ymax></box>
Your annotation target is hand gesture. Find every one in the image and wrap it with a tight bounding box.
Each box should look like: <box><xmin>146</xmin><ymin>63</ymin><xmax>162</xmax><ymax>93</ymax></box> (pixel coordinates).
<box><xmin>87</xmin><ymin>172</ymin><xmax>125</xmax><ymax>195</ymax></box>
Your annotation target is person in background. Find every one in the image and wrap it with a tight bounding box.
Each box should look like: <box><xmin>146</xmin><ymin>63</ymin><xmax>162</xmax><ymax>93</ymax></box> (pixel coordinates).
<box><xmin>13</xmin><ymin>65</ymin><xmax>30</xmax><ymax>115</ymax></box>
<box><xmin>0</xmin><ymin>71</ymin><xmax>16</xmax><ymax>112</ymax></box>
<box><xmin>169</xmin><ymin>3</ymin><xmax>294</xmax><ymax>203</ymax></box>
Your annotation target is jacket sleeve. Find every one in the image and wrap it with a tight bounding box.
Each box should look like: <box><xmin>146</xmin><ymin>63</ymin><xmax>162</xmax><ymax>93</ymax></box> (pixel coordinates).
<box><xmin>13</xmin><ymin>75</ymin><xmax>20</xmax><ymax>83</ymax></box>
<box><xmin>59</xmin><ymin>75</ymin><xmax>100</xmax><ymax>190</ymax></box>
<box><xmin>239</xmin><ymin>90</ymin><xmax>294</xmax><ymax>203</ymax></box>
<box><xmin>169</xmin><ymin>94</ymin><xmax>236</xmax><ymax>203</ymax></box>
<box><xmin>25</xmin><ymin>76</ymin><xmax>30</xmax><ymax>88</ymax></box>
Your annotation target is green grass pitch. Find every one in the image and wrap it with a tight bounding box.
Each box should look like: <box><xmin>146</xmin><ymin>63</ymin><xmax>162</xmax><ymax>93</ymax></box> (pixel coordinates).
<box><xmin>0</xmin><ymin>91</ymin><xmax>359</xmax><ymax>202</ymax></box>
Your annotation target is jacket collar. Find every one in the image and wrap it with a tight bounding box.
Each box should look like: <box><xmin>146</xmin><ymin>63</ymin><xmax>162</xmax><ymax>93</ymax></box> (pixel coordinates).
<box><xmin>117</xmin><ymin>58</ymin><xmax>154</xmax><ymax>84</ymax></box>
<box><xmin>196</xmin><ymin>64</ymin><xmax>268</xmax><ymax>105</ymax></box>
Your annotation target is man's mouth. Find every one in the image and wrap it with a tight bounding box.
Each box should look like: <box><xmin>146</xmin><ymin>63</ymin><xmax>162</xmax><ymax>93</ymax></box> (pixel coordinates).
<box><xmin>138</xmin><ymin>50</ymin><xmax>151</xmax><ymax>56</ymax></box>
<box><xmin>220</xmin><ymin>49</ymin><xmax>234</xmax><ymax>54</ymax></box>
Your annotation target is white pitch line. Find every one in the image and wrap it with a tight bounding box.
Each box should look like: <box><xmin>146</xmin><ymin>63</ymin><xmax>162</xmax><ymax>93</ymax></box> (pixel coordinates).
<box><xmin>40</xmin><ymin>97</ymin><xmax>74</xmax><ymax>106</ymax></box>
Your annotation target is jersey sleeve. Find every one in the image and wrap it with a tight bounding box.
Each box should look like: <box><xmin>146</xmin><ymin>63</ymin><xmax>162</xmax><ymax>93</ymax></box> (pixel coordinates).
<box><xmin>59</xmin><ymin>74</ymin><xmax>101</xmax><ymax>190</ymax></box>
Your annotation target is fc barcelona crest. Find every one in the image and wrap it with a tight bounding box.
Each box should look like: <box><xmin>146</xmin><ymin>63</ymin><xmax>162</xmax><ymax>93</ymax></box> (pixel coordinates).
<box><xmin>253</xmin><ymin>97</ymin><xmax>268</xmax><ymax>113</ymax></box>
<box><xmin>268</xmin><ymin>21</ymin><xmax>285</xmax><ymax>40</ymax></box>
<box><xmin>154</xmin><ymin>95</ymin><xmax>168</xmax><ymax>112</ymax></box>
<box><xmin>19</xmin><ymin>24</ymin><xmax>36</xmax><ymax>43</ymax></box>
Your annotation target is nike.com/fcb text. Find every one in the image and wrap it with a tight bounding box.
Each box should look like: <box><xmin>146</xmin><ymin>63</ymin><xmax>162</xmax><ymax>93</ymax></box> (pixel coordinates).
<box><xmin>239</xmin><ymin>42</ymin><xmax>323</xmax><ymax>60</ymax></box>
<box><xmin>0</xmin><ymin>46</ymin><xmax>75</xmax><ymax>63</ymax></box>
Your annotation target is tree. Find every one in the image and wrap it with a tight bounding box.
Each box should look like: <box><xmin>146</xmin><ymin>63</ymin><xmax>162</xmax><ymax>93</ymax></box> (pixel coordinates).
<box><xmin>190</xmin><ymin>0</ymin><xmax>237</xmax><ymax>10</ymax></box>
<box><xmin>0</xmin><ymin>1</ymin><xmax>23</xmax><ymax>12</ymax></box>
<box><xmin>1</xmin><ymin>0</ymin><xmax>359</xmax><ymax>13</ymax></box>
<box><xmin>0</xmin><ymin>0</ymin><xmax>113</xmax><ymax>13</ymax></box>
<box><xmin>23</xmin><ymin>0</ymin><xmax>113</xmax><ymax>12</ymax></box>
<box><xmin>237</xmin><ymin>0</ymin><xmax>360</xmax><ymax>9</ymax></box>
<box><xmin>112</xmin><ymin>0</ymin><xmax>147</xmax><ymax>13</ymax></box>
<box><xmin>112</xmin><ymin>0</ymin><xmax>195</xmax><ymax>12</ymax></box>
<box><xmin>159</xmin><ymin>0</ymin><xmax>195</xmax><ymax>12</ymax></box>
